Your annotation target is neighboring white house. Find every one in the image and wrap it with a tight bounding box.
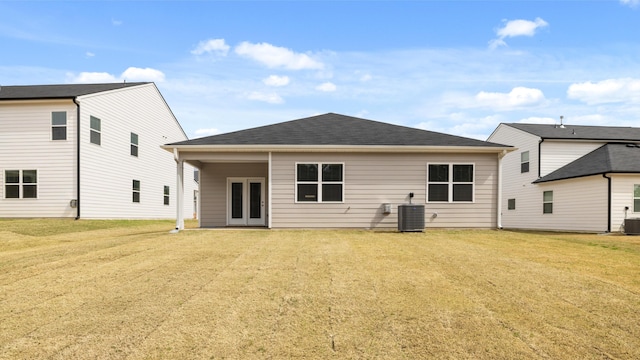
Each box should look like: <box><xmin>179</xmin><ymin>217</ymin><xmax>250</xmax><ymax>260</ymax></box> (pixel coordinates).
<box><xmin>164</xmin><ymin>113</ymin><xmax>513</xmax><ymax>230</ymax></box>
<box><xmin>0</xmin><ymin>82</ymin><xmax>197</xmax><ymax>220</ymax></box>
<box><xmin>488</xmin><ymin>123</ymin><xmax>640</xmax><ymax>233</ymax></box>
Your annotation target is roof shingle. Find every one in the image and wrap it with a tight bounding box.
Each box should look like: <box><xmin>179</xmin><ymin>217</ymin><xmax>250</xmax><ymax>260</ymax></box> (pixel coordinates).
<box><xmin>170</xmin><ymin>113</ymin><xmax>510</xmax><ymax>147</ymax></box>
<box><xmin>0</xmin><ymin>82</ymin><xmax>149</xmax><ymax>100</ymax></box>
<box><xmin>534</xmin><ymin>143</ymin><xmax>640</xmax><ymax>183</ymax></box>
<box><xmin>505</xmin><ymin>123</ymin><xmax>640</xmax><ymax>141</ymax></box>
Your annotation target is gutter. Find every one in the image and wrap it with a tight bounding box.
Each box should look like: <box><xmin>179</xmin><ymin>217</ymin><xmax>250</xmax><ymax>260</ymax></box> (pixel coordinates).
<box><xmin>161</xmin><ymin>144</ymin><xmax>515</xmax><ymax>154</ymax></box>
<box><xmin>538</xmin><ymin>138</ymin><xmax>544</xmax><ymax>178</ymax></box>
<box><xmin>73</xmin><ymin>97</ymin><xmax>81</xmax><ymax>220</ymax></box>
<box><xmin>603</xmin><ymin>173</ymin><xmax>611</xmax><ymax>233</ymax></box>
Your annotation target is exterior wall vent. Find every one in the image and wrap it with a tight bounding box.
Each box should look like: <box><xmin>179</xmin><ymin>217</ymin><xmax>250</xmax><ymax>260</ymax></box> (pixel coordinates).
<box><xmin>625</xmin><ymin>218</ymin><xmax>640</xmax><ymax>235</ymax></box>
<box><xmin>398</xmin><ymin>204</ymin><xmax>425</xmax><ymax>232</ymax></box>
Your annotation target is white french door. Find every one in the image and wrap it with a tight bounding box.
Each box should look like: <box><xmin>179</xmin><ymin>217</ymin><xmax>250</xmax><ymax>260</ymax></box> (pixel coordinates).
<box><xmin>227</xmin><ymin>177</ymin><xmax>265</xmax><ymax>226</ymax></box>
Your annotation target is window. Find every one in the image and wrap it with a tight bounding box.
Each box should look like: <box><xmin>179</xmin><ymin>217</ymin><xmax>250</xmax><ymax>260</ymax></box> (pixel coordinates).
<box><xmin>132</xmin><ymin>180</ymin><xmax>140</xmax><ymax>203</ymax></box>
<box><xmin>164</xmin><ymin>185</ymin><xmax>170</xmax><ymax>205</ymax></box>
<box><xmin>508</xmin><ymin>198</ymin><xmax>516</xmax><ymax>210</ymax></box>
<box><xmin>634</xmin><ymin>185</ymin><xmax>640</xmax><ymax>212</ymax></box>
<box><xmin>52</xmin><ymin>111</ymin><xmax>67</xmax><ymax>140</ymax></box>
<box><xmin>427</xmin><ymin>164</ymin><xmax>474</xmax><ymax>202</ymax></box>
<box><xmin>4</xmin><ymin>170</ymin><xmax>37</xmax><ymax>199</ymax></box>
<box><xmin>90</xmin><ymin>116</ymin><xmax>101</xmax><ymax>145</ymax></box>
<box><xmin>296</xmin><ymin>163</ymin><xmax>344</xmax><ymax>202</ymax></box>
<box><xmin>521</xmin><ymin>151</ymin><xmax>530</xmax><ymax>173</ymax></box>
<box><xmin>130</xmin><ymin>133</ymin><xmax>138</xmax><ymax>157</ymax></box>
<box><xmin>543</xmin><ymin>191</ymin><xmax>553</xmax><ymax>214</ymax></box>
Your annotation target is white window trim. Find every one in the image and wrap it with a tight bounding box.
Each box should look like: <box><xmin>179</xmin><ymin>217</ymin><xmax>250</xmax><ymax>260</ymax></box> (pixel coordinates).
<box><xmin>426</xmin><ymin>163</ymin><xmax>475</xmax><ymax>203</ymax></box>
<box><xmin>51</xmin><ymin>111</ymin><xmax>67</xmax><ymax>141</ymax></box>
<box><xmin>132</xmin><ymin>179</ymin><xmax>141</xmax><ymax>204</ymax></box>
<box><xmin>90</xmin><ymin>115</ymin><xmax>101</xmax><ymax>146</ymax></box>
<box><xmin>3</xmin><ymin>169</ymin><xmax>38</xmax><ymax>199</ymax></box>
<box><xmin>294</xmin><ymin>162</ymin><xmax>345</xmax><ymax>203</ymax></box>
<box><xmin>164</xmin><ymin>185</ymin><xmax>170</xmax><ymax>206</ymax></box>
<box><xmin>521</xmin><ymin>151</ymin><xmax>530</xmax><ymax>173</ymax></box>
<box><xmin>131</xmin><ymin>132</ymin><xmax>139</xmax><ymax>157</ymax></box>
<box><xmin>543</xmin><ymin>190</ymin><xmax>553</xmax><ymax>214</ymax></box>
<box><xmin>633</xmin><ymin>184</ymin><xmax>640</xmax><ymax>213</ymax></box>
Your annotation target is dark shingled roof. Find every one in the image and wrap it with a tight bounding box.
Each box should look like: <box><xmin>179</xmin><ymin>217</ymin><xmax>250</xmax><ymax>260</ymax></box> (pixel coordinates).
<box><xmin>505</xmin><ymin>123</ymin><xmax>640</xmax><ymax>141</ymax></box>
<box><xmin>0</xmin><ymin>82</ymin><xmax>149</xmax><ymax>100</ymax></box>
<box><xmin>170</xmin><ymin>113</ymin><xmax>511</xmax><ymax>147</ymax></box>
<box><xmin>534</xmin><ymin>143</ymin><xmax>640</xmax><ymax>183</ymax></box>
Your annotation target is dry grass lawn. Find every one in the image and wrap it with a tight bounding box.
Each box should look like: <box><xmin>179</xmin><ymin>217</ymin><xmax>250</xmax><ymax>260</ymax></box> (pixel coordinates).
<box><xmin>1</xmin><ymin>219</ymin><xmax>639</xmax><ymax>359</ymax></box>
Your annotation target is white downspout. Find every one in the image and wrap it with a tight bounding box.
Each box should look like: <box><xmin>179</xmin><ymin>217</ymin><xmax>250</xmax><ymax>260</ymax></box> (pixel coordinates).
<box><xmin>268</xmin><ymin>151</ymin><xmax>272</xmax><ymax>229</ymax></box>
<box><xmin>174</xmin><ymin>148</ymin><xmax>185</xmax><ymax>231</ymax></box>
<box><xmin>497</xmin><ymin>150</ymin><xmax>507</xmax><ymax>229</ymax></box>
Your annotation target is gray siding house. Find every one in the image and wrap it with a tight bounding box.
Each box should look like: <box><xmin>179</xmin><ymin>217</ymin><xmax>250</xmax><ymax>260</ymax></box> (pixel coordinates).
<box><xmin>165</xmin><ymin>113</ymin><xmax>512</xmax><ymax>230</ymax></box>
<box><xmin>0</xmin><ymin>82</ymin><xmax>197</xmax><ymax>219</ymax></box>
<box><xmin>488</xmin><ymin>123</ymin><xmax>640</xmax><ymax>233</ymax></box>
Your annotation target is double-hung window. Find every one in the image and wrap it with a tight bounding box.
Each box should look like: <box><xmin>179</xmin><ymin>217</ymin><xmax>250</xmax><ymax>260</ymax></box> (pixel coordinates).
<box><xmin>131</xmin><ymin>133</ymin><xmax>139</xmax><ymax>157</ymax></box>
<box><xmin>90</xmin><ymin>116</ymin><xmax>101</xmax><ymax>145</ymax></box>
<box><xmin>4</xmin><ymin>170</ymin><xmax>37</xmax><ymax>199</ymax></box>
<box><xmin>543</xmin><ymin>191</ymin><xmax>553</xmax><ymax>214</ymax></box>
<box><xmin>521</xmin><ymin>151</ymin><xmax>530</xmax><ymax>173</ymax></box>
<box><xmin>164</xmin><ymin>186</ymin><xmax>170</xmax><ymax>205</ymax></box>
<box><xmin>52</xmin><ymin>112</ymin><xmax>67</xmax><ymax>140</ymax></box>
<box><xmin>427</xmin><ymin>164</ymin><xmax>474</xmax><ymax>202</ymax></box>
<box><xmin>133</xmin><ymin>180</ymin><xmax>141</xmax><ymax>203</ymax></box>
<box><xmin>296</xmin><ymin>163</ymin><xmax>344</xmax><ymax>202</ymax></box>
<box><xmin>634</xmin><ymin>185</ymin><xmax>640</xmax><ymax>212</ymax></box>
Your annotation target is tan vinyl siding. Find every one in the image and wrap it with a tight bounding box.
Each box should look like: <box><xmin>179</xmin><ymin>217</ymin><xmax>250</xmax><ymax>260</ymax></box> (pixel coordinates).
<box><xmin>199</xmin><ymin>162</ymin><xmax>268</xmax><ymax>227</ymax></box>
<box><xmin>0</xmin><ymin>100</ymin><xmax>77</xmax><ymax>217</ymax></box>
<box><xmin>77</xmin><ymin>84</ymin><xmax>195</xmax><ymax>219</ymax></box>
<box><xmin>271</xmin><ymin>152</ymin><xmax>498</xmax><ymax>229</ymax></box>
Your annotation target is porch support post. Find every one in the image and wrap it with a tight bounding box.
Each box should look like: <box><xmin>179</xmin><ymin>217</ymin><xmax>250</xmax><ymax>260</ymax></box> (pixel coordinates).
<box><xmin>268</xmin><ymin>151</ymin><xmax>272</xmax><ymax>229</ymax></box>
<box><xmin>174</xmin><ymin>148</ymin><xmax>185</xmax><ymax>231</ymax></box>
<box><xmin>497</xmin><ymin>149</ymin><xmax>506</xmax><ymax>229</ymax></box>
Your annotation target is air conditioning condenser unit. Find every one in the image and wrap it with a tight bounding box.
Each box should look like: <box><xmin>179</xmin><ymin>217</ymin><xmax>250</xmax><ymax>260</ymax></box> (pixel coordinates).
<box><xmin>398</xmin><ymin>204</ymin><xmax>425</xmax><ymax>232</ymax></box>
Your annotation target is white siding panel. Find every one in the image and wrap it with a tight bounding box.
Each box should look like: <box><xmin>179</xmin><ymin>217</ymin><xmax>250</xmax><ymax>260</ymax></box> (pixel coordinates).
<box><xmin>77</xmin><ymin>84</ymin><xmax>194</xmax><ymax>219</ymax></box>
<box><xmin>488</xmin><ymin>124</ymin><xmax>542</xmax><ymax>229</ymax></box>
<box><xmin>0</xmin><ymin>100</ymin><xmax>77</xmax><ymax>217</ymax></box>
<box><xmin>610</xmin><ymin>175</ymin><xmax>640</xmax><ymax>232</ymax></box>
<box><xmin>539</xmin><ymin>141</ymin><xmax>603</xmax><ymax>177</ymax></box>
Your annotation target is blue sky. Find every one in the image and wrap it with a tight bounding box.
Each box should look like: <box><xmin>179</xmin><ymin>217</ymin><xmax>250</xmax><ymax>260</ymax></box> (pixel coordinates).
<box><xmin>1</xmin><ymin>1</ymin><xmax>639</xmax><ymax>140</ymax></box>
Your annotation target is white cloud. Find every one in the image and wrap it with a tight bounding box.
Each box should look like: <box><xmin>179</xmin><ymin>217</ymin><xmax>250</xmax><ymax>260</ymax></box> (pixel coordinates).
<box><xmin>121</xmin><ymin>67</ymin><xmax>166</xmax><ymax>82</ymax></box>
<box><xmin>517</xmin><ymin>116</ymin><xmax>556</xmax><ymax>124</ymax></box>
<box><xmin>85</xmin><ymin>52</ymin><xmax>95</xmax><ymax>58</ymax></box>
<box><xmin>360</xmin><ymin>74</ymin><xmax>372</xmax><ymax>82</ymax></box>
<box><xmin>476</xmin><ymin>87</ymin><xmax>546</xmax><ymax>109</ymax></box>
<box><xmin>112</xmin><ymin>19</ymin><xmax>123</xmax><ymax>26</ymax></box>
<box><xmin>263</xmin><ymin>75</ymin><xmax>290</xmax><ymax>87</ymax></box>
<box><xmin>567</xmin><ymin>78</ymin><xmax>640</xmax><ymax>104</ymax></box>
<box><xmin>191</xmin><ymin>39</ymin><xmax>230</xmax><ymax>56</ymax></box>
<box><xmin>68</xmin><ymin>67</ymin><xmax>165</xmax><ymax>83</ymax></box>
<box><xmin>247</xmin><ymin>91</ymin><xmax>284</xmax><ymax>104</ymax></box>
<box><xmin>70</xmin><ymin>72</ymin><xmax>117</xmax><ymax>83</ymax></box>
<box><xmin>194</xmin><ymin>128</ymin><xmax>220</xmax><ymax>137</ymax></box>
<box><xmin>489</xmin><ymin>17</ymin><xmax>548</xmax><ymax>49</ymax></box>
<box><xmin>234</xmin><ymin>41</ymin><xmax>324</xmax><ymax>70</ymax></box>
<box><xmin>316</xmin><ymin>82</ymin><xmax>337</xmax><ymax>92</ymax></box>
<box><xmin>620</xmin><ymin>0</ymin><xmax>640</xmax><ymax>7</ymax></box>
